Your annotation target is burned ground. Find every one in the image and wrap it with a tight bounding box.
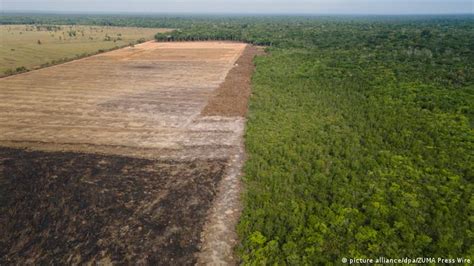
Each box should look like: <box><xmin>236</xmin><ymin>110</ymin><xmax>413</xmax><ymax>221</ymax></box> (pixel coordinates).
<box><xmin>0</xmin><ymin>147</ymin><xmax>226</xmax><ymax>264</ymax></box>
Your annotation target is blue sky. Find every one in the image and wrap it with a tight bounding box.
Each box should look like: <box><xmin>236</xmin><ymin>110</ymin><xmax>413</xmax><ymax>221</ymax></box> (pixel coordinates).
<box><xmin>1</xmin><ymin>0</ymin><xmax>473</xmax><ymax>14</ymax></box>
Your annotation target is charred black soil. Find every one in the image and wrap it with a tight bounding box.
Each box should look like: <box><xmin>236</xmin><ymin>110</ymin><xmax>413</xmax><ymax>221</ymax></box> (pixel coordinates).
<box><xmin>0</xmin><ymin>147</ymin><xmax>226</xmax><ymax>265</ymax></box>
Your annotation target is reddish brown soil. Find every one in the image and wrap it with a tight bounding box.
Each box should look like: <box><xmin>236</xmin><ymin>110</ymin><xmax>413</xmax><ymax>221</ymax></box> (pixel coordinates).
<box><xmin>201</xmin><ymin>45</ymin><xmax>265</xmax><ymax>117</ymax></box>
<box><xmin>0</xmin><ymin>147</ymin><xmax>226</xmax><ymax>265</ymax></box>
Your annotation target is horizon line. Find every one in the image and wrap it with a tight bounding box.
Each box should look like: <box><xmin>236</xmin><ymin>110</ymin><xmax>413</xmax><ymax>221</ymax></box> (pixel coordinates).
<box><xmin>1</xmin><ymin>10</ymin><xmax>473</xmax><ymax>17</ymax></box>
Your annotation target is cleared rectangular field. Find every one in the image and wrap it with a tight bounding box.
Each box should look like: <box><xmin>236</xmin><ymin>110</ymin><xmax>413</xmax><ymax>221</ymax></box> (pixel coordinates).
<box><xmin>0</xmin><ymin>41</ymin><xmax>252</xmax><ymax>264</ymax></box>
<box><xmin>0</xmin><ymin>41</ymin><xmax>246</xmax><ymax>159</ymax></box>
<box><xmin>0</xmin><ymin>25</ymin><xmax>169</xmax><ymax>74</ymax></box>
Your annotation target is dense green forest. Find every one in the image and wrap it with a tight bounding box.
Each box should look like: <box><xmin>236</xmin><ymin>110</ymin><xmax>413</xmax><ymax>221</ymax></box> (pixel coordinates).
<box><xmin>2</xmin><ymin>13</ymin><xmax>473</xmax><ymax>263</ymax></box>
<box><xmin>160</xmin><ymin>15</ymin><xmax>474</xmax><ymax>264</ymax></box>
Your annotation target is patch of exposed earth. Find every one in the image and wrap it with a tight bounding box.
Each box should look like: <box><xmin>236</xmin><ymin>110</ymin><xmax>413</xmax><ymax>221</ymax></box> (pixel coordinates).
<box><xmin>0</xmin><ymin>41</ymin><xmax>262</xmax><ymax>264</ymax></box>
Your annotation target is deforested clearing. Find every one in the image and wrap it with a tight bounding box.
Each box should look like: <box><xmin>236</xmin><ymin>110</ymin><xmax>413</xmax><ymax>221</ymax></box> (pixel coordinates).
<box><xmin>0</xmin><ymin>25</ymin><xmax>170</xmax><ymax>76</ymax></box>
<box><xmin>0</xmin><ymin>41</ymin><xmax>256</xmax><ymax>264</ymax></box>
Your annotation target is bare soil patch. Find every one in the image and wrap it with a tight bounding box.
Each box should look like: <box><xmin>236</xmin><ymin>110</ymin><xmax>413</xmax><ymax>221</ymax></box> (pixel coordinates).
<box><xmin>202</xmin><ymin>45</ymin><xmax>265</xmax><ymax>117</ymax></box>
<box><xmin>0</xmin><ymin>41</ymin><xmax>254</xmax><ymax>264</ymax></box>
<box><xmin>0</xmin><ymin>41</ymin><xmax>246</xmax><ymax>159</ymax></box>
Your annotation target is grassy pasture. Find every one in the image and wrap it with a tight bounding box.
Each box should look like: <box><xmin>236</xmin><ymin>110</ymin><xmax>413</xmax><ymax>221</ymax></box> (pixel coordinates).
<box><xmin>0</xmin><ymin>25</ymin><xmax>168</xmax><ymax>75</ymax></box>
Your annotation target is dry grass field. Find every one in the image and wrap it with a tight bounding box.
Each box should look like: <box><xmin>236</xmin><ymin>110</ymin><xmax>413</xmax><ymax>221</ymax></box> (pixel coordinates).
<box><xmin>0</xmin><ymin>41</ymin><xmax>259</xmax><ymax>264</ymax></box>
<box><xmin>0</xmin><ymin>25</ymin><xmax>169</xmax><ymax>75</ymax></box>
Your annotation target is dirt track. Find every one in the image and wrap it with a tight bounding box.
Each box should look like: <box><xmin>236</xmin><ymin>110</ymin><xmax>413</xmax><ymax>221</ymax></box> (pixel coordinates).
<box><xmin>0</xmin><ymin>41</ymin><xmax>259</xmax><ymax>264</ymax></box>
